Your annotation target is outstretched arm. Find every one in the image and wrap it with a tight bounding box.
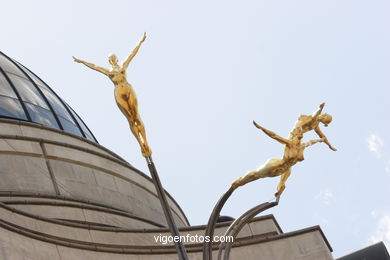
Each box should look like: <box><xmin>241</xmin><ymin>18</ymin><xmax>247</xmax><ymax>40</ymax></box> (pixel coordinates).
<box><xmin>122</xmin><ymin>32</ymin><xmax>147</xmax><ymax>70</ymax></box>
<box><xmin>302</xmin><ymin>137</ymin><xmax>325</xmax><ymax>148</ymax></box>
<box><xmin>73</xmin><ymin>57</ymin><xmax>109</xmax><ymax>75</ymax></box>
<box><xmin>253</xmin><ymin>121</ymin><xmax>290</xmax><ymax>145</ymax></box>
<box><xmin>311</xmin><ymin>102</ymin><xmax>325</xmax><ymax>122</ymax></box>
<box><xmin>314</xmin><ymin>127</ymin><xmax>337</xmax><ymax>151</ymax></box>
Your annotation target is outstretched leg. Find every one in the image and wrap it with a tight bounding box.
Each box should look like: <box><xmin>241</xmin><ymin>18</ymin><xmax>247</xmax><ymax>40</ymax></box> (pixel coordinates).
<box><xmin>132</xmin><ymin>116</ymin><xmax>152</xmax><ymax>157</ymax></box>
<box><xmin>231</xmin><ymin>158</ymin><xmax>284</xmax><ymax>190</ymax></box>
<box><xmin>125</xmin><ymin>96</ymin><xmax>152</xmax><ymax>157</ymax></box>
<box><xmin>117</xmin><ymin>100</ymin><xmax>152</xmax><ymax>157</ymax></box>
<box><xmin>231</xmin><ymin>168</ymin><xmax>265</xmax><ymax>189</ymax></box>
<box><xmin>274</xmin><ymin>169</ymin><xmax>291</xmax><ymax>197</ymax></box>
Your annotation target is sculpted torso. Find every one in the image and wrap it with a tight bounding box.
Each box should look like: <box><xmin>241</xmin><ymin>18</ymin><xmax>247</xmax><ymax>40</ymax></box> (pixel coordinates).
<box><xmin>109</xmin><ymin>68</ymin><xmax>138</xmax><ymax>114</ymax></box>
<box><xmin>266</xmin><ymin>138</ymin><xmax>305</xmax><ymax>178</ymax></box>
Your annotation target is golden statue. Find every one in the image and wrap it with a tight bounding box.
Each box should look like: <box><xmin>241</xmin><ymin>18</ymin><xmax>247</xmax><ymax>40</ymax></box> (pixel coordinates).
<box><xmin>231</xmin><ymin>103</ymin><xmax>336</xmax><ymax>197</ymax></box>
<box><xmin>73</xmin><ymin>33</ymin><xmax>152</xmax><ymax>157</ymax></box>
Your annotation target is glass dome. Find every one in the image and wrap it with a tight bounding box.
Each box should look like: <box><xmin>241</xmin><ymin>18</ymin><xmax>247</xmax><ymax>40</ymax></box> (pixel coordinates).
<box><xmin>0</xmin><ymin>51</ymin><xmax>97</xmax><ymax>143</ymax></box>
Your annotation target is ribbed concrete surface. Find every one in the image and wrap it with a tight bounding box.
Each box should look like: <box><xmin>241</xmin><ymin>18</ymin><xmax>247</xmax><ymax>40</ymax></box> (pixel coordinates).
<box><xmin>0</xmin><ymin>119</ymin><xmax>189</xmax><ymax>228</ymax></box>
<box><xmin>0</xmin><ymin>119</ymin><xmax>334</xmax><ymax>259</ymax></box>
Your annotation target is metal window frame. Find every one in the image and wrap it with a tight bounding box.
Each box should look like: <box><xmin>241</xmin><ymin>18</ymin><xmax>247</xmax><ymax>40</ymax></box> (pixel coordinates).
<box><xmin>0</xmin><ymin>63</ymin><xmax>31</xmax><ymax>121</ymax></box>
<box><xmin>0</xmin><ymin>52</ymin><xmax>64</xmax><ymax>130</ymax></box>
<box><xmin>16</xmin><ymin>60</ymin><xmax>98</xmax><ymax>143</ymax></box>
<box><xmin>0</xmin><ymin>51</ymin><xmax>98</xmax><ymax>143</ymax></box>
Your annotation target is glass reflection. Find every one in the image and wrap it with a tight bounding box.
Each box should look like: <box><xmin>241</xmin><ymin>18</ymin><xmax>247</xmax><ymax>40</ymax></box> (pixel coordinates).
<box><xmin>0</xmin><ymin>53</ymin><xmax>98</xmax><ymax>143</ymax></box>
<box><xmin>41</xmin><ymin>88</ymin><xmax>74</xmax><ymax>122</ymax></box>
<box><xmin>0</xmin><ymin>95</ymin><xmax>27</xmax><ymax>120</ymax></box>
<box><xmin>7</xmin><ymin>73</ymin><xmax>49</xmax><ymax>108</ymax></box>
<box><xmin>58</xmin><ymin>116</ymin><xmax>82</xmax><ymax>136</ymax></box>
<box><xmin>66</xmin><ymin>103</ymin><xmax>96</xmax><ymax>142</ymax></box>
<box><xmin>16</xmin><ymin>63</ymin><xmax>50</xmax><ymax>90</ymax></box>
<box><xmin>25</xmin><ymin>103</ymin><xmax>59</xmax><ymax>129</ymax></box>
<box><xmin>0</xmin><ymin>73</ymin><xmax>17</xmax><ymax>98</ymax></box>
<box><xmin>0</xmin><ymin>54</ymin><xmax>25</xmax><ymax>76</ymax></box>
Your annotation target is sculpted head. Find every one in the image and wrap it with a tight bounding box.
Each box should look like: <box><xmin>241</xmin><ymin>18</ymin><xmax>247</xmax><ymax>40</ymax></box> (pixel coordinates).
<box><xmin>318</xmin><ymin>113</ymin><xmax>332</xmax><ymax>127</ymax></box>
<box><xmin>108</xmin><ymin>54</ymin><xmax>119</xmax><ymax>66</ymax></box>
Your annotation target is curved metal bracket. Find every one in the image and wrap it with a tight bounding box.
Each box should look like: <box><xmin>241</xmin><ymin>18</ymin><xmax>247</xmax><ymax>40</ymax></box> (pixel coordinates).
<box><xmin>202</xmin><ymin>185</ymin><xmax>279</xmax><ymax>260</ymax></box>
<box><xmin>202</xmin><ymin>188</ymin><xmax>234</xmax><ymax>260</ymax></box>
<box><xmin>217</xmin><ymin>199</ymin><xmax>279</xmax><ymax>260</ymax></box>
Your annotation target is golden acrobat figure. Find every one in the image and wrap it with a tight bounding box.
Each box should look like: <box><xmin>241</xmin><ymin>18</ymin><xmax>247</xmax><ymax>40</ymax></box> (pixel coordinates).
<box><xmin>231</xmin><ymin>103</ymin><xmax>336</xmax><ymax>197</ymax></box>
<box><xmin>73</xmin><ymin>33</ymin><xmax>152</xmax><ymax>157</ymax></box>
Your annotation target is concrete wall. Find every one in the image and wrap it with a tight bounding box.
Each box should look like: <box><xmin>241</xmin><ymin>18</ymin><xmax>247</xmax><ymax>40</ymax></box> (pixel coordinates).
<box><xmin>0</xmin><ymin>211</ymin><xmax>333</xmax><ymax>260</ymax></box>
<box><xmin>0</xmin><ymin>119</ymin><xmax>188</xmax><ymax>228</ymax></box>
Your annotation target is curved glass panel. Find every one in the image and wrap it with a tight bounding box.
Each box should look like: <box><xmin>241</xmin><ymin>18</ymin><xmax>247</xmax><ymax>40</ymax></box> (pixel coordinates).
<box><xmin>0</xmin><ymin>73</ymin><xmax>17</xmax><ymax>98</ymax></box>
<box><xmin>16</xmin><ymin>62</ymin><xmax>81</xmax><ymax>133</ymax></box>
<box><xmin>0</xmin><ymin>95</ymin><xmax>27</xmax><ymax>120</ymax></box>
<box><xmin>58</xmin><ymin>116</ymin><xmax>82</xmax><ymax>136</ymax></box>
<box><xmin>25</xmin><ymin>103</ymin><xmax>59</xmax><ymax>128</ymax></box>
<box><xmin>16</xmin><ymin>63</ymin><xmax>50</xmax><ymax>91</ymax></box>
<box><xmin>0</xmin><ymin>52</ymin><xmax>98</xmax><ymax>143</ymax></box>
<box><xmin>0</xmin><ymin>54</ymin><xmax>24</xmax><ymax>76</ymax></box>
<box><xmin>41</xmin><ymin>88</ymin><xmax>74</xmax><ymax>121</ymax></box>
<box><xmin>66</xmin><ymin>103</ymin><xmax>96</xmax><ymax>142</ymax></box>
<box><xmin>7</xmin><ymin>73</ymin><xmax>49</xmax><ymax>108</ymax></box>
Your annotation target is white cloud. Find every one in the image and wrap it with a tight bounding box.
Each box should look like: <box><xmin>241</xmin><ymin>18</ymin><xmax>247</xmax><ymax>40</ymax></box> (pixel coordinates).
<box><xmin>366</xmin><ymin>134</ymin><xmax>390</xmax><ymax>174</ymax></box>
<box><xmin>369</xmin><ymin>214</ymin><xmax>390</xmax><ymax>251</ymax></box>
<box><xmin>366</xmin><ymin>134</ymin><xmax>384</xmax><ymax>158</ymax></box>
<box><xmin>316</xmin><ymin>189</ymin><xmax>334</xmax><ymax>205</ymax></box>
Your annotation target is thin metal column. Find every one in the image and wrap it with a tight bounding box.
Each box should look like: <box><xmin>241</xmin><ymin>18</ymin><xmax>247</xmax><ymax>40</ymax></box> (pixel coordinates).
<box><xmin>146</xmin><ymin>156</ymin><xmax>188</xmax><ymax>260</ymax></box>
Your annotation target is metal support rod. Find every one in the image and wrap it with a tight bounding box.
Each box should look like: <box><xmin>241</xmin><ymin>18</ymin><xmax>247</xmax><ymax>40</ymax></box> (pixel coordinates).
<box><xmin>217</xmin><ymin>199</ymin><xmax>279</xmax><ymax>260</ymax></box>
<box><xmin>202</xmin><ymin>187</ymin><xmax>235</xmax><ymax>260</ymax></box>
<box><xmin>145</xmin><ymin>156</ymin><xmax>188</xmax><ymax>260</ymax></box>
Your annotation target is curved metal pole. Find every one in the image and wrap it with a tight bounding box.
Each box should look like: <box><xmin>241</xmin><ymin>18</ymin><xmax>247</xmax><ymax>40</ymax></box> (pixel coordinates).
<box><xmin>202</xmin><ymin>187</ymin><xmax>235</xmax><ymax>260</ymax></box>
<box><xmin>146</xmin><ymin>156</ymin><xmax>188</xmax><ymax>260</ymax></box>
<box><xmin>218</xmin><ymin>198</ymin><xmax>279</xmax><ymax>260</ymax></box>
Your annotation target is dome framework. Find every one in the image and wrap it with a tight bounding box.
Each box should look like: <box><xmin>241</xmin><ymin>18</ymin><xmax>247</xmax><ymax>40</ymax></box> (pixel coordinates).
<box><xmin>0</xmin><ymin>51</ymin><xmax>97</xmax><ymax>142</ymax></box>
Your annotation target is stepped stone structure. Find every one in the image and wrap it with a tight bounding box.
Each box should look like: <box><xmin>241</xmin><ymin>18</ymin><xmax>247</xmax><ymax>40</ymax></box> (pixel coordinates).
<box><xmin>0</xmin><ymin>51</ymin><xmax>337</xmax><ymax>259</ymax></box>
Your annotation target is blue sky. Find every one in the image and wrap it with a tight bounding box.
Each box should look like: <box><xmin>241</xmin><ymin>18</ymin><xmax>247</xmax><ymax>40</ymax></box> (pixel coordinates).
<box><xmin>2</xmin><ymin>0</ymin><xmax>389</xmax><ymax>257</ymax></box>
